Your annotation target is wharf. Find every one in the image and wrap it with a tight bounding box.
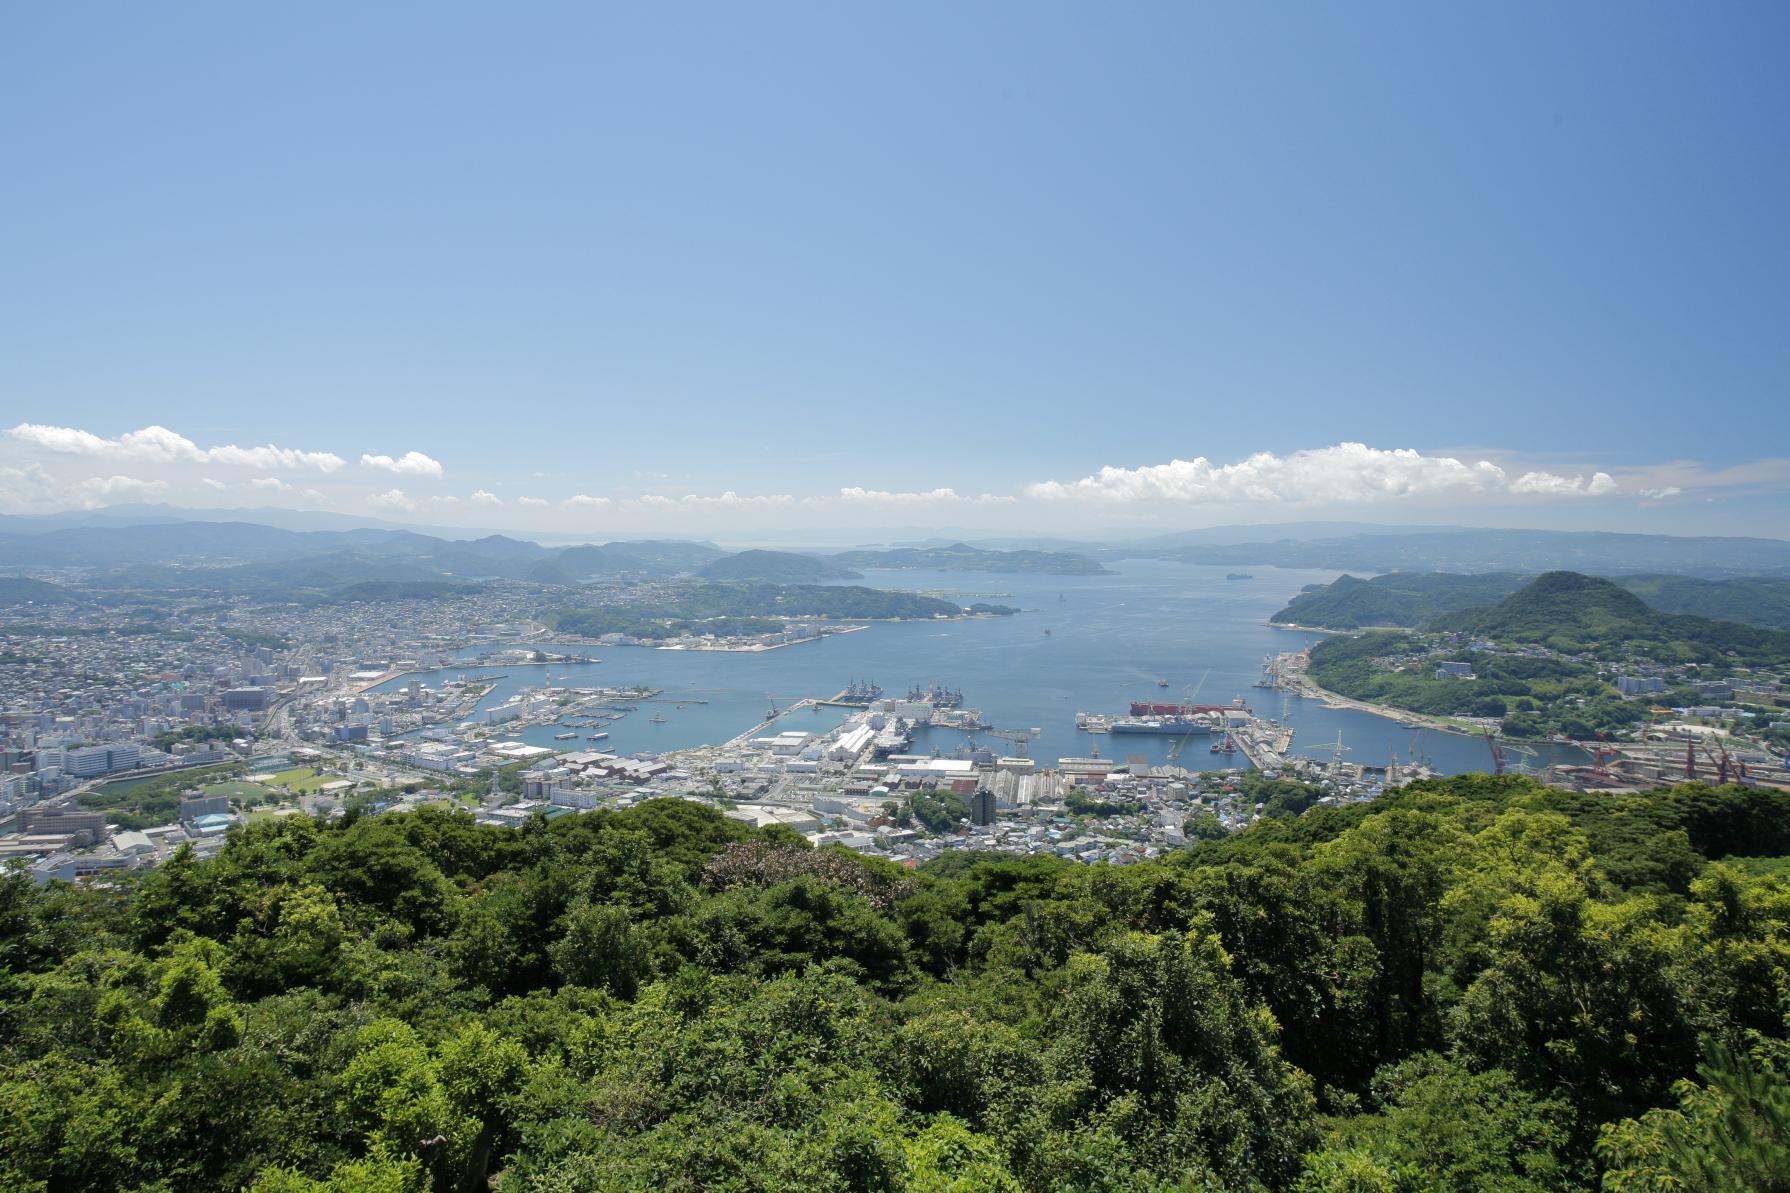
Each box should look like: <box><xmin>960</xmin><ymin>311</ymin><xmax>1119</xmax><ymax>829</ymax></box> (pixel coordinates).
<box><xmin>720</xmin><ymin>698</ymin><xmax>821</xmax><ymax>748</ymax></box>
<box><xmin>1230</xmin><ymin>719</ymin><xmax>1297</xmax><ymax>770</ymax></box>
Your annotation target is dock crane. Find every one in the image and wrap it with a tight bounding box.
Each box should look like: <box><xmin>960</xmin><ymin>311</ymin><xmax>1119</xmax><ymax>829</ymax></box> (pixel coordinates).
<box><xmin>1168</xmin><ymin>729</ymin><xmax>1199</xmax><ymax>763</ymax></box>
<box><xmin>1485</xmin><ymin>731</ymin><xmax>1509</xmax><ymax>776</ymax></box>
<box><xmin>1699</xmin><ymin>736</ymin><xmax>1749</xmax><ymax>786</ymax></box>
<box><xmin>1590</xmin><ymin>742</ymin><xmax>1623</xmax><ymax>781</ymax></box>
<box><xmin>1167</xmin><ymin>671</ymin><xmax>1212</xmax><ymax>763</ymax></box>
<box><xmin>1181</xmin><ymin>670</ymin><xmax>1211</xmax><ymax>714</ymax></box>
<box><xmin>1484</xmin><ymin>731</ymin><xmax>1540</xmax><ymax>777</ymax></box>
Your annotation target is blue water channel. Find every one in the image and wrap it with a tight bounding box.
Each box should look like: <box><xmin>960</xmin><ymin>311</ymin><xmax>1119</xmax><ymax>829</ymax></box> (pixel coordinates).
<box><xmin>374</xmin><ymin>560</ymin><xmax>1587</xmax><ymax>775</ymax></box>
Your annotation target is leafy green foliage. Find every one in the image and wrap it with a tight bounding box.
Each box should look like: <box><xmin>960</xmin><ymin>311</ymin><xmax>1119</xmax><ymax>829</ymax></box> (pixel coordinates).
<box><xmin>1273</xmin><ymin>572</ymin><xmax>1530</xmax><ymax>629</ymax></box>
<box><xmin>697</xmin><ymin>549</ymin><xmax>863</xmax><ymax>581</ymax></box>
<box><xmin>1275</xmin><ymin>571</ymin><xmax>1790</xmax><ymax>632</ymax></box>
<box><xmin>1431</xmin><ymin>571</ymin><xmax>1790</xmax><ymax>665</ymax></box>
<box><xmin>4</xmin><ymin>779</ymin><xmax>1790</xmax><ymax>1190</ymax></box>
<box><xmin>548</xmin><ymin>582</ymin><xmax>964</xmax><ymax>638</ymax></box>
<box><xmin>909</xmin><ymin>787</ymin><xmax>971</xmax><ymax>831</ymax></box>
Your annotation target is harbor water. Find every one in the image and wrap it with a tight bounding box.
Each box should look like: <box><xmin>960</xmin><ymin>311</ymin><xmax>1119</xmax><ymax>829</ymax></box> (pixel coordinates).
<box><xmin>376</xmin><ymin>559</ymin><xmax>1587</xmax><ymax>776</ymax></box>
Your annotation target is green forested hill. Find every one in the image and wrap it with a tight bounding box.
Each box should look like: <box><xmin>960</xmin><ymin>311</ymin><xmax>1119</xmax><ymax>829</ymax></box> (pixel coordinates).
<box><xmin>4</xmin><ymin>777</ymin><xmax>1789</xmax><ymax>1192</ymax></box>
<box><xmin>1614</xmin><ymin>573</ymin><xmax>1790</xmax><ymax>630</ymax></box>
<box><xmin>1431</xmin><ymin>571</ymin><xmax>1790</xmax><ymax>664</ymax></box>
<box><xmin>697</xmin><ymin>549</ymin><xmax>863</xmax><ymax>582</ymax></box>
<box><xmin>1271</xmin><ymin>572</ymin><xmax>1530</xmax><ymax>628</ymax></box>
<box><xmin>0</xmin><ymin>576</ymin><xmax>72</xmax><ymax>604</ymax></box>
<box><xmin>547</xmin><ymin>582</ymin><xmax>962</xmax><ymax>638</ymax></box>
<box><xmin>1273</xmin><ymin>570</ymin><xmax>1790</xmax><ymax>631</ymax></box>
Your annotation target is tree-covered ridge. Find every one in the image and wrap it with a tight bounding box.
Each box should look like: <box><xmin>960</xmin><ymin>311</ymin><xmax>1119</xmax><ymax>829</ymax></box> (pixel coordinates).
<box><xmin>1610</xmin><ymin>573</ymin><xmax>1790</xmax><ymax>632</ymax></box>
<box><xmin>1272</xmin><ymin>571</ymin><xmax>1790</xmax><ymax>632</ymax></box>
<box><xmin>1271</xmin><ymin>572</ymin><xmax>1530</xmax><ymax>629</ymax></box>
<box><xmin>1431</xmin><ymin>572</ymin><xmax>1790</xmax><ymax>665</ymax></box>
<box><xmin>1301</xmin><ymin>573</ymin><xmax>1790</xmax><ymax>738</ymax></box>
<box><xmin>3</xmin><ymin>775</ymin><xmax>1789</xmax><ymax>1191</ymax></box>
<box><xmin>0</xmin><ymin>575</ymin><xmax>74</xmax><ymax>604</ymax></box>
<box><xmin>697</xmin><ymin>549</ymin><xmax>864</xmax><ymax>582</ymax></box>
<box><xmin>1305</xmin><ymin>629</ymin><xmax>1638</xmax><ymax>739</ymax></box>
<box><xmin>546</xmin><ymin>582</ymin><xmax>965</xmax><ymax>638</ymax></box>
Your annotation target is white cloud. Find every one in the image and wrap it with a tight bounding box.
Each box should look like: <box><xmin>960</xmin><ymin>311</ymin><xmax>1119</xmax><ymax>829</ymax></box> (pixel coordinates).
<box><xmin>836</xmin><ymin>486</ymin><xmax>1015</xmax><ymax>505</ymax></box>
<box><xmin>563</xmin><ymin>494</ymin><xmax>612</xmax><ymax>508</ymax></box>
<box><xmin>428</xmin><ymin>495</ymin><xmax>462</xmax><ymax>506</ymax></box>
<box><xmin>1026</xmin><ymin>444</ymin><xmax>1621</xmax><ymax>504</ymax></box>
<box><xmin>469</xmin><ymin>489</ymin><xmax>502</xmax><ymax>506</ymax></box>
<box><xmin>7</xmin><ymin>422</ymin><xmax>345</xmax><ymax>471</ymax></box>
<box><xmin>361</xmin><ymin>451</ymin><xmax>445</xmax><ymax>477</ymax></box>
<box><xmin>10</xmin><ymin>423</ymin><xmax>201</xmax><ymax>462</ymax></box>
<box><xmin>250</xmin><ymin>476</ymin><xmax>290</xmax><ymax>491</ymax></box>
<box><xmin>79</xmin><ymin>475</ymin><xmax>168</xmax><ymax>502</ymax></box>
<box><xmin>1509</xmin><ymin>470</ymin><xmax>1617</xmax><ymax>497</ymax></box>
<box><xmin>0</xmin><ymin>463</ymin><xmax>57</xmax><ymax>509</ymax></box>
<box><xmin>517</xmin><ymin>496</ymin><xmax>549</xmax><ymax>507</ymax></box>
<box><xmin>369</xmin><ymin>488</ymin><xmax>416</xmax><ymax>511</ymax></box>
<box><xmin>208</xmin><ymin>443</ymin><xmax>346</xmax><ymax>471</ymax></box>
<box><xmin>200</xmin><ymin>477</ymin><xmax>227</xmax><ymax>490</ymax></box>
<box><xmin>1638</xmin><ymin>486</ymin><xmax>1683</xmax><ymax>500</ymax></box>
<box><xmin>673</xmin><ymin>491</ymin><xmax>796</xmax><ymax>508</ymax></box>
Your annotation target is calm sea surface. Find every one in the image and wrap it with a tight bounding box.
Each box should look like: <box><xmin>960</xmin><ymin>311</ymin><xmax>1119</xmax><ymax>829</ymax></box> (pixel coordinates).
<box><xmin>377</xmin><ymin>560</ymin><xmax>1586</xmax><ymax>776</ymax></box>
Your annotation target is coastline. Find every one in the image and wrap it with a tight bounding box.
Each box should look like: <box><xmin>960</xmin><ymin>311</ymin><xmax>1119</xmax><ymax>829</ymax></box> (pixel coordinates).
<box><xmin>1290</xmin><ymin>673</ymin><xmax>1501</xmax><ymax>737</ymax></box>
<box><xmin>1272</xmin><ymin>646</ymin><xmax>1512</xmax><ymax>739</ymax></box>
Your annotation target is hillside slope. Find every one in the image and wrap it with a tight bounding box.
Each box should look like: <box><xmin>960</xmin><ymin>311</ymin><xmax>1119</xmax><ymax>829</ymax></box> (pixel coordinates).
<box><xmin>699</xmin><ymin>549</ymin><xmax>862</xmax><ymax>582</ymax></box>
<box><xmin>1274</xmin><ymin>570</ymin><xmax>1790</xmax><ymax>631</ymax></box>
<box><xmin>1431</xmin><ymin>571</ymin><xmax>1790</xmax><ymax>664</ymax></box>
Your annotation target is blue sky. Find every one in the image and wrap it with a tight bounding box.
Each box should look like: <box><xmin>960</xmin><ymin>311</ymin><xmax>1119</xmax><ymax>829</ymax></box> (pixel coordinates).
<box><xmin>3</xmin><ymin>2</ymin><xmax>1787</xmax><ymax>538</ymax></box>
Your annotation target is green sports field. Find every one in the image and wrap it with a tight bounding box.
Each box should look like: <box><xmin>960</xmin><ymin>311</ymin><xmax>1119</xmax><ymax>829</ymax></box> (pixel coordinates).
<box><xmin>199</xmin><ymin>780</ymin><xmax>277</xmax><ymax>801</ymax></box>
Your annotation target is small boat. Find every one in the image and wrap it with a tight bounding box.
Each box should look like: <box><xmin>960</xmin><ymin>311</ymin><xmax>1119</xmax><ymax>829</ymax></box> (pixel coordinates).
<box><xmin>1043</xmin><ymin>628</ymin><xmax>1052</xmax><ymax>637</ymax></box>
<box><xmin>650</xmin><ymin>714</ymin><xmax>666</xmax><ymax>724</ymax></box>
<box><xmin>554</xmin><ymin>732</ymin><xmax>576</xmax><ymax>741</ymax></box>
<box><xmin>586</xmin><ymin>732</ymin><xmax>608</xmax><ymax>741</ymax></box>
<box><xmin>1156</xmin><ymin>679</ymin><xmax>1169</xmax><ymax>688</ymax></box>
<box><xmin>1226</xmin><ymin>572</ymin><xmax>1253</xmax><ymax>581</ymax></box>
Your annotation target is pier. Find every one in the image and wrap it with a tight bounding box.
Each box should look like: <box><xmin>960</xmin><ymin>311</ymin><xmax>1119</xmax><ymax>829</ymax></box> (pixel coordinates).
<box><xmin>1230</xmin><ymin>718</ymin><xmax>1298</xmax><ymax>770</ymax></box>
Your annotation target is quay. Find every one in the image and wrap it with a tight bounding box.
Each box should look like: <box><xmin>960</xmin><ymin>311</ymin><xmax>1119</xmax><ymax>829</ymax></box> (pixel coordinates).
<box><xmin>720</xmin><ymin>698</ymin><xmax>822</xmax><ymax>748</ymax></box>
<box><xmin>1230</xmin><ymin>718</ymin><xmax>1297</xmax><ymax>770</ymax></box>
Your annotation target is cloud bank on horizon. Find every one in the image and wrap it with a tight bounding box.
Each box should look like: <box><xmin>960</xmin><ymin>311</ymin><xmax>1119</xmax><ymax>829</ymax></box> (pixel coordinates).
<box><xmin>1</xmin><ymin>422</ymin><xmax>1780</xmax><ymax>534</ymax></box>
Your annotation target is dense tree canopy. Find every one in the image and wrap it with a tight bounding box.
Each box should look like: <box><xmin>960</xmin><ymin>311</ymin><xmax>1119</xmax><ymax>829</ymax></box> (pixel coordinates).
<box><xmin>3</xmin><ymin>776</ymin><xmax>1789</xmax><ymax>1190</ymax></box>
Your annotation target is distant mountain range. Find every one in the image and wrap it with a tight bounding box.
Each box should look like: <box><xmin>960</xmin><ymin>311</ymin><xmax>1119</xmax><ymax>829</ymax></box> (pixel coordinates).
<box><xmin>1102</xmin><ymin>527</ymin><xmax>1790</xmax><ymax>576</ymax></box>
<box><xmin>1274</xmin><ymin>571</ymin><xmax>1790</xmax><ymax>632</ymax></box>
<box><xmin>830</xmin><ymin>543</ymin><xmax>1111</xmax><ymax>575</ymax></box>
<box><xmin>0</xmin><ymin>518</ymin><xmax>1107</xmax><ymax>599</ymax></box>
<box><xmin>4</xmin><ymin>509</ymin><xmax>1787</xmax><ymax>605</ymax></box>
<box><xmin>698</xmin><ymin>549</ymin><xmax>863</xmax><ymax>582</ymax></box>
